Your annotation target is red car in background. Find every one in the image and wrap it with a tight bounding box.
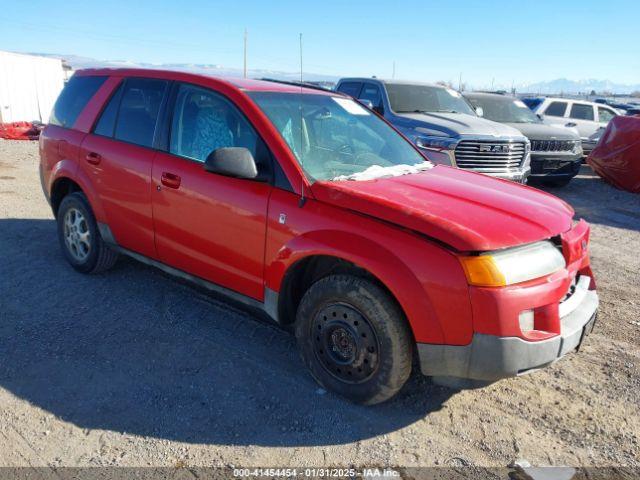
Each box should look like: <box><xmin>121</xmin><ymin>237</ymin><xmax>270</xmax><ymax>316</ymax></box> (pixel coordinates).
<box><xmin>40</xmin><ymin>69</ymin><xmax>598</xmax><ymax>404</ymax></box>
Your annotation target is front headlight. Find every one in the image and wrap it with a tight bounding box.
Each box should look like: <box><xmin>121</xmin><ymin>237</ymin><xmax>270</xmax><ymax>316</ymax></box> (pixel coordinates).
<box><xmin>573</xmin><ymin>140</ymin><xmax>583</xmax><ymax>155</ymax></box>
<box><xmin>459</xmin><ymin>241</ymin><xmax>566</xmax><ymax>287</ymax></box>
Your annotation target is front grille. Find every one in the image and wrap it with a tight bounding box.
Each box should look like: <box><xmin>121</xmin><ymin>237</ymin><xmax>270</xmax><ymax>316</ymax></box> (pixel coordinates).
<box><xmin>530</xmin><ymin>139</ymin><xmax>576</xmax><ymax>152</ymax></box>
<box><xmin>454</xmin><ymin>140</ymin><xmax>526</xmax><ymax>172</ymax></box>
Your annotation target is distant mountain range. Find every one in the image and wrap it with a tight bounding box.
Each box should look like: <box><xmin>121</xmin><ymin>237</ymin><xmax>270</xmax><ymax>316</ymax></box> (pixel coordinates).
<box><xmin>33</xmin><ymin>53</ymin><xmax>640</xmax><ymax>94</ymax></box>
<box><xmin>33</xmin><ymin>53</ymin><xmax>340</xmax><ymax>83</ymax></box>
<box><xmin>518</xmin><ymin>78</ymin><xmax>640</xmax><ymax>95</ymax></box>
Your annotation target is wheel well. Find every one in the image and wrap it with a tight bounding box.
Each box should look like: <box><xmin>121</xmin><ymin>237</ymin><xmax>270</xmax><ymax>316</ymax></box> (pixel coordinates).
<box><xmin>277</xmin><ymin>255</ymin><xmax>399</xmax><ymax>326</ymax></box>
<box><xmin>51</xmin><ymin>178</ymin><xmax>83</xmax><ymax>217</ymax></box>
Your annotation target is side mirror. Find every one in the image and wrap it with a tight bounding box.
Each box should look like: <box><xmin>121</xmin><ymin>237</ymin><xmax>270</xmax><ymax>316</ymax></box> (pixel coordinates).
<box><xmin>358</xmin><ymin>99</ymin><xmax>374</xmax><ymax>110</ymax></box>
<box><xmin>204</xmin><ymin>147</ymin><xmax>258</xmax><ymax>179</ymax></box>
<box><xmin>475</xmin><ymin>106</ymin><xmax>484</xmax><ymax>117</ymax></box>
<box><xmin>536</xmin><ymin>113</ymin><xmax>544</xmax><ymax>120</ymax></box>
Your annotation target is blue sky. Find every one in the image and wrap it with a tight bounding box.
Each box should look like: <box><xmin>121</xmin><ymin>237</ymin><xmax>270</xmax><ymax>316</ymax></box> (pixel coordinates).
<box><xmin>1</xmin><ymin>0</ymin><xmax>638</xmax><ymax>87</ymax></box>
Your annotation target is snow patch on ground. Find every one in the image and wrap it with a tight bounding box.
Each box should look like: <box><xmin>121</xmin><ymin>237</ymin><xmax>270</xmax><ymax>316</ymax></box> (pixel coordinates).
<box><xmin>333</xmin><ymin>162</ymin><xmax>433</xmax><ymax>181</ymax></box>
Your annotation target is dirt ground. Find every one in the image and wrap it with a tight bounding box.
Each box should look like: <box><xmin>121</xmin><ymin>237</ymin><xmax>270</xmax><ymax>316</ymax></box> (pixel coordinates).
<box><xmin>0</xmin><ymin>139</ymin><xmax>638</xmax><ymax>470</ymax></box>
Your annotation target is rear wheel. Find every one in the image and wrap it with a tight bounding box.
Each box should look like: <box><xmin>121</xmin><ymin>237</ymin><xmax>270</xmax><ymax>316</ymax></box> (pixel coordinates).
<box><xmin>295</xmin><ymin>274</ymin><xmax>413</xmax><ymax>405</ymax></box>
<box><xmin>57</xmin><ymin>192</ymin><xmax>118</xmax><ymax>274</ymax></box>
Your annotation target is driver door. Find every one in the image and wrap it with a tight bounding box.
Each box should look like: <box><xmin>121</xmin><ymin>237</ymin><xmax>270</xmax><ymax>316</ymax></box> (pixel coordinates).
<box><xmin>151</xmin><ymin>83</ymin><xmax>272</xmax><ymax>300</ymax></box>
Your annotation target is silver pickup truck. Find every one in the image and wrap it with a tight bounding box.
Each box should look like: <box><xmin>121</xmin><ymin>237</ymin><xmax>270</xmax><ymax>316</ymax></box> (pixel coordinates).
<box><xmin>336</xmin><ymin>78</ymin><xmax>531</xmax><ymax>183</ymax></box>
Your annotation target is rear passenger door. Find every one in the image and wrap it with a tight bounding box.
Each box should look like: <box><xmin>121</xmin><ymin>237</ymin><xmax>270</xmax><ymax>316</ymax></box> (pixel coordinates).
<box><xmin>151</xmin><ymin>83</ymin><xmax>272</xmax><ymax>300</ymax></box>
<box><xmin>79</xmin><ymin>77</ymin><xmax>169</xmax><ymax>259</ymax></box>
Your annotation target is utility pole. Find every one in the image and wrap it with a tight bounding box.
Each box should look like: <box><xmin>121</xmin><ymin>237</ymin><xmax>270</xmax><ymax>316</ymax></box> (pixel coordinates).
<box><xmin>392</xmin><ymin>61</ymin><xmax>396</xmax><ymax>79</ymax></box>
<box><xmin>243</xmin><ymin>28</ymin><xmax>248</xmax><ymax>78</ymax></box>
<box><xmin>458</xmin><ymin>72</ymin><xmax>462</xmax><ymax>91</ymax></box>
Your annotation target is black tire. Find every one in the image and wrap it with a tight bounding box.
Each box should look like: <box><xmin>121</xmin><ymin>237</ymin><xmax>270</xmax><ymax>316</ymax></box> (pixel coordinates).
<box><xmin>57</xmin><ymin>192</ymin><xmax>118</xmax><ymax>274</ymax></box>
<box><xmin>295</xmin><ymin>274</ymin><xmax>413</xmax><ymax>405</ymax></box>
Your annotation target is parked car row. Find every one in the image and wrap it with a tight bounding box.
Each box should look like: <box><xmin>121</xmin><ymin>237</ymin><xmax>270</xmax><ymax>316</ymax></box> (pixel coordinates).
<box><xmin>40</xmin><ymin>69</ymin><xmax>598</xmax><ymax>404</ymax></box>
<box><xmin>335</xmin><ymin>78</ymin><xmax>532</xmax><ymax>183</ymax></box>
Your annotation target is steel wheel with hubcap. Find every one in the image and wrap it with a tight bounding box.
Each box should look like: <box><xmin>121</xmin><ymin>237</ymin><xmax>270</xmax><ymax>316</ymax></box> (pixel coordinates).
<box><xmin>312</xmin><ymin>303</ymin><xmax>380</xmax><ymax>384</ymax></box>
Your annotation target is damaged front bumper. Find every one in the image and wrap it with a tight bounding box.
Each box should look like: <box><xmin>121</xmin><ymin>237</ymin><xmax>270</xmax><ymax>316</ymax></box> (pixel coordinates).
<box><xmin>418</xmin><ymin>275</ymin><xmax>598</xmax><ymax>388</ymax></box>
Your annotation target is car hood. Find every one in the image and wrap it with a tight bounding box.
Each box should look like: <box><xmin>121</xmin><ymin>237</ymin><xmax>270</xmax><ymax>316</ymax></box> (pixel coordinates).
<box><xmin>504</xmin><ymin>122</ymin><xmax>579</xmax><ymax>140</ymax></box>
<box><xmin>396</xmin><ymin>112</ymin><xmax>525</xmax><ymax>138</ymax></box>
<box><xmin>311</xmin><ymin>166</ymin><xmax>574</xmax><ymax>252</ymax></box>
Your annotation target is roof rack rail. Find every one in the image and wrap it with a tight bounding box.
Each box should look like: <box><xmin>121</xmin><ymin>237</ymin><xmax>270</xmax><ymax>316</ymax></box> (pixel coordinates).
<box><xmin>259</xmin><ymin>78</ymin><xmax>334</xmax><ymax>92</ymax></box>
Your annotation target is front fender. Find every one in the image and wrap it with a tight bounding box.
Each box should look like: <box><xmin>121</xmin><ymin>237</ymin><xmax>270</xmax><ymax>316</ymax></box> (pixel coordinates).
<box><xmin>265</xmin><ymin>229</ymin><xmax>446</xmax><ymax>344</ymax></box>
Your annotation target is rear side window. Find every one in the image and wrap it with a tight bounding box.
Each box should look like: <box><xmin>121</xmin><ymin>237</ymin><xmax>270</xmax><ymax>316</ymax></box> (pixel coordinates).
<box><xmin>93</xmin><ymin>83</ymin><xmax>124</xmax><ymax>137</ymax></box>
<box><xmin>114</xmin><ymin>78</ymin><xmax>168</xmax><ymax>148</ymax></box>
<box><xmin>336</xmin><ymin>82</ymin><xmax>362</xmax><ymax>99</ymax></box>
<box><xmin>49</xmin><ymin>75</ymin><xmax>107</xmax><ymax>128</ymax></box>
<box><xmin>569</xmin><ymin>103</ymin><xmax>595</xmax><ymax>121</ymax></box>
<box><xmin>544</xmin><ymin>101</ymin><xmax>568</xmax><ymax>117</ymax></box>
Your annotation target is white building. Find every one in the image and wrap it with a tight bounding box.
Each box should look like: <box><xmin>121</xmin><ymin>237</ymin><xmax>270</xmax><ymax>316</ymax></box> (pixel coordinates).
<box><xmin>0</xmin><ymin>51</ymin><xmax>66</xmax><ymax>124</ymax></box>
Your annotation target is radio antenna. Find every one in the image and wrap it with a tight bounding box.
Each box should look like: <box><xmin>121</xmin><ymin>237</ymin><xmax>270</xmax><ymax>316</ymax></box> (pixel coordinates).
<box><xmin>298</xmin><ymin>32</ymin><xmax>306</xmax><ymax>207</ymax></box>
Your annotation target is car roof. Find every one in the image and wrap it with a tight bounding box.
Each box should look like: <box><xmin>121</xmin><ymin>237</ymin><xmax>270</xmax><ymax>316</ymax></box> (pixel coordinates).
<box><xmin>75</xmin><ymin>68</ymin><xmax>334</xmax><ymax>95</ymax></box>
<box><xmin>542</xmin><ymin>97</ymin><xmax>602</xmax><ymax>106</ymax></box>
<box><xmin>338</xmin><ymin>77</ymin><xmax>444</xmax><ymax>88</ymax></box>
<box><xmin>465</xmin><ymin>92</ymin><xmax>517</xmax><ymax>102</ymax></box>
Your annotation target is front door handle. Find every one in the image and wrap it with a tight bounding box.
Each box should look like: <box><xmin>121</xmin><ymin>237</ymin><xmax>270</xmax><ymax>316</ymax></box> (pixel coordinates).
<box><xmin>161</xmin><ymin>172</ymin><xmax>181</xmax><ymax>189</ymax></box>
<box><xmin>85</xmin><ymin>151</ymin><xmax>101</xmax><ymax>165</ymax></box>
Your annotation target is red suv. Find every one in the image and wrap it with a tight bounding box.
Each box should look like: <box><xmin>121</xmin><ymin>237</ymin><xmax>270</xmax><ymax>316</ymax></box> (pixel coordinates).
<box><xmin>40</xmin><ymin>69</ymin><xmax>598</xmax><ymax>404</ymax></box>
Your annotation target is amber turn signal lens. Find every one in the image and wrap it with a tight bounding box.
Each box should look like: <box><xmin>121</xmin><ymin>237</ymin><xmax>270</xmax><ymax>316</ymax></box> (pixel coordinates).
<box><xmin>458</xmin><ymin>255</ymin><xmax>507</xmax><ymax>287</ymax></box>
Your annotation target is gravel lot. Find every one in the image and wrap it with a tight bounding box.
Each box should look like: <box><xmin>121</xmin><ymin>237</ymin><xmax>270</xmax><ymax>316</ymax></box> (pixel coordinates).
<box><xmin>0</xmin><ymin>139</ymin><xmax>639</xmax><ymax>470</ymax></box>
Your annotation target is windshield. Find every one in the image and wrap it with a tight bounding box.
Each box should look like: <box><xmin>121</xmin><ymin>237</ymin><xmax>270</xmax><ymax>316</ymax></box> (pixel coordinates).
<box><xmin>248</xmin><ymin>92</ymin><xmax>428</xmax><ymax>182</ymax></box>
<box><xmin>386</xmin><ymin>83</ymin><xmax>476</xmax><ymax>115</ymax></box>
<box><xmin>469</xmin><ymin>96</ymin><xmax>540</xmax><ymax>123</ymax></box>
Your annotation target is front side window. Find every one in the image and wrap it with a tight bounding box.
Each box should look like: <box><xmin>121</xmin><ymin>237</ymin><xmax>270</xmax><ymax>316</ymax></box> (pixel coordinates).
<box><xmin>385</xmin><ymin>83</ymin><xmax>475</xmax><ymax>115</ymax></box>
<box><xmin>336</xmin><ymin>82</ymin><xmax>362</xmax><ymax>99</ymax></box>
<box><xmin>49</xmin><ymin>75</ymin><xmax>107</xmax><ymax>128</ymax></box>
<box><xmin>597</xmin><ymin>107</ymin><xmax>616</xmax><ymax>123</ymax></box>
<box><xmin>170</xmin><ymin>83</ymin><xmax>264</xmax><ymax>166</ymax></box>
<box><xmin>569</xmin><ymin>104</ymin><xmax>595</xmax><ymax>121</ymax></box>
<box><xmin>114</xmin><ymin>78</ymin><xmax>168</xmax><ymax>148</ymax></box>
<box><xmin>544</xmin><ymin>101</ymin><xmax>568</xmax><ymax>117</ymax></box>
<box><xmin>249</xmin><ymin>92</ymin><xmax>427</xmax><ymax>182</ymax></box>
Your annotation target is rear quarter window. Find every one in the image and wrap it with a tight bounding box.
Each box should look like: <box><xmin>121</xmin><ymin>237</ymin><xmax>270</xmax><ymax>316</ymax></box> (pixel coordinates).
<box><xmin>49</xmin><ymin>75</ymin><xmax>107</xmax><ymax>128</ymax></box>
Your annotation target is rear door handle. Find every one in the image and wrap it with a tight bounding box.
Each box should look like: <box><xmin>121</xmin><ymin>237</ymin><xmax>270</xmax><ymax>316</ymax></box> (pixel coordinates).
<box><xmin>85</xmin><ymin>151</ymin><xmax>102</xmax><ymax>165</ymax></box>
<box><xmin>161</xmin><ymin>172</ymin><xmax>181</xmax><ymax>189</ymax></box>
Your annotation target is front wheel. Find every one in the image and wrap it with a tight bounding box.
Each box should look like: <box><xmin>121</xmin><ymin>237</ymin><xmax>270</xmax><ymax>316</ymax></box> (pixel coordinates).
<box><xmin>295</xmin><ymin>274</ymin><xmax>413</xmax><ymax>405</ymax></box>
